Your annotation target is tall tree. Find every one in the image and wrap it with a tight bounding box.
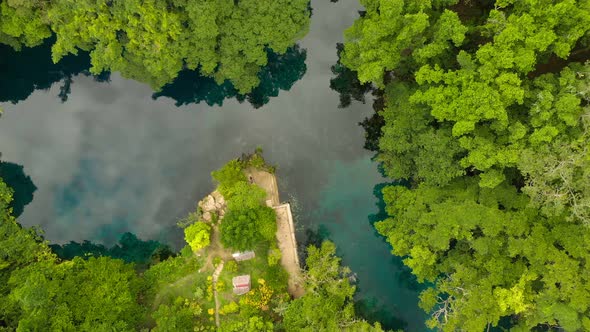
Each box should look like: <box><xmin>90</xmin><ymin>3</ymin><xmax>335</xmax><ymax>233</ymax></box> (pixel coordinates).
<box><xmin>43</xmin><ymin>0</ymin><xmax>310</xmax><ymax>92</ymax></box>
<box><xmin>283</xmin><ymin>241</ymin><xmax>384</xmax><ymax>331</ymax></box>
<box><xmin>341</xmin><ymin>0</ymin><xmax>590</xmax><ymax>330</ymax></box>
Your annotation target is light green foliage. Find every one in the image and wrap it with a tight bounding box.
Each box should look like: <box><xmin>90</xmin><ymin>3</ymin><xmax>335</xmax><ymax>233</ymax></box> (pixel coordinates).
<box><xmin>376</xmin><ymin>179</ymin><xmax>590</xmax><ymax>331</ymax></box>
<box><xmin>184</xmin><ymin>221</ymin><xmax>212</xmax><ymax>253</ymax></box>
<box><xmin>342</xmin><ymin>0</ymin><xmax>465</xmax><ymax>86</ymax></box>
<box><xmin>143</xmin><ymin>247</ymin><xmax>200</xmax><ymax>298</ymax></box>
<box><xmin>226</xmin><ymin>181</ymin><xmax>267</xmax><ymax>211</ymax></box>
<box><xmin>0</xmin><ymin>179</ymin><xmax>56</xmax><ymax>327</ymax></box>
<box><xmin>346</xmin><ymin>0</ymin><xmax>590</xmax><ymax>188</ymax></box>
<box><xmin>211</xmin><ymin>159</ymin><xmax>247</xmax><ymax>197</ymax></box>
<box><xmin>267</xmin><ymin>247</ymin><xmax>282</xmax><ymax>266</ymax></box>
<box><xmin>0</xmin><ymin>180</ymin><xmax>55</xmax><ymax>272</ymax></box>
<box><xmin>519</xmin><ymin>120</ymin><xmax>590</xmax><ymax>224</ymax></box>
<box><xmin>219</xmin><ymin>301</ymin><xmax>239</xmax><ymax>315</ymax></box>
<box><xmin>152</xmin><ymin>297</ymin><xmax>202</xmax><ymax>332</ymax></box>
<box><xmin>409</xmin><ymin>62</ymin><xmax>589</xmax><ymax>187</ymax></box>
<box><xmin>343</xmin><ymin>0</ymin><xmax>590</xmax><ymax>330</ymax></box>
<box><xmin>8</xmin><ymin>257</ymin><xmax>143</xmax><ymax>331</ymax></box>
<box><xmin>0</xmin><ymin>0</ymin><xmax>51</xmax><ymax>49</ymax></box>
<box><xmin>39</xmin><ymin>0</ymin><xmax>310</xmax><ymax>92</ymax></box>
<box><xmin>219</xmin><ymin>315</ymin><xmax>273</xmax><ymax>332</ymax></box>
<box><xmin>283</xmin><ymin>241</ymin><xmax>383</xmax><ymax>331</ymax></box>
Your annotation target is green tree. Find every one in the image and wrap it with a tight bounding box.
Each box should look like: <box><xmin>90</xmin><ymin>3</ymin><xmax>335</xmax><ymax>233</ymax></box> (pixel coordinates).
<box><xmin>376</xmin><ymin>178</ymin><xmax>590</xmax><ymax>331</ymax></box>
<box><xmin>226</xmin><ymin>181</ymin><xmax>267</xmax><ymax>211</ymax></box>
<box><xmin>283</xmin><ymin>241</ymin><xmax>383</xmax><ymax>331</ymax></box>
<box><xmin>341</xmin><ymin>0</ymin><xmax>590</xmax><ymax>330</ymax></box>
<box><xmin>152</xmin><ymin>297</ymin><xmax>203</xmax><ymax>332</ymax></box>
<box><xmin>40</xmin><ymin>0</ymin><xmax>310</xmax><ymax>92</ymax></box>
<box><xmin>184</xmin><ymin>221</ymin><xmax>212</xmax><ymax>253</ymax></box>
<box><xmin>211</xmin><ymin>159</ymin><xmax>247</xmax><ymax>197</ymax></box>
<box><xmin>0</xmin><ymin>0</ymin><xmax>50</xmax><ymax>50</ymax></box>
<box><xmin>8</xmin><ymin>256</ymin><xmax>144</xmax><ymax>331</ymax></box>
<box><xmin>0</xmin><ymin>179</ymin><xmax>55</xmax><ymax>327</ymax></box>
<box><xmin>220</xmin><ymin>206</ymin><xmax>276</xmax><ymax>251</ymax></box>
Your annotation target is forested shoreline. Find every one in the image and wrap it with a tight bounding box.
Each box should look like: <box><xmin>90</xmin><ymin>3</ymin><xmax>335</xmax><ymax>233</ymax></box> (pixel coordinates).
<box><xmin>1</xmin><ymin>0</ymin><xmax>590</xmax><ymax>331</ymax></box>
<box><xmin>337</xmin><ymin>0</ymin><xmax>590</xmax><ymax>330</ymax></box>
<box><xmin>1</xmin><ymin>154</ymin><xmax>384</xmax><ymax>331</ymax></box>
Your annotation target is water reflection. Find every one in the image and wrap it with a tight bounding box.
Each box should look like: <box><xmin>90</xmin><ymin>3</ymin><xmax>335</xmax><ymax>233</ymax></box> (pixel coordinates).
<box><xmin>154</xmin><ymin>46</ymin><xmax>307</xmax><ymax>109</ymax></box>
<box><xmin>0</xmin><ymin>38</ymin><xmax>306</xmax><ymax>109</ymax></box>
<box><xmin>0</xmin><ymin>39</ymin><xmax>103</xmax><ymax>104</ymax></box>
<box><xmin>51</xmin><ymin>232</ymin><xmax>172</xmax><ymax>265</ymax></box>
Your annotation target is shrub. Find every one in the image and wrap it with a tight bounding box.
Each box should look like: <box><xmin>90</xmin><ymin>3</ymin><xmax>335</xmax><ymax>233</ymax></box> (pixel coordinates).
<box><xmin>184</xmin><ymin>222</ymin><xmax>211</xmax><ymax>253</ymax></box>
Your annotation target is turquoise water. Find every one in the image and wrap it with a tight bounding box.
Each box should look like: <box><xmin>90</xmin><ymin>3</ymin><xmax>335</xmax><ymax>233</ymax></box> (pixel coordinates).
<box><xmin>0</xmin><ymin>1</ymin><xmax>427</xmax><ymax>330</ymax></box>
<box><xmin>308</xmin><ymin>158</ymin><xmax>427</xmax><ymax>331</ymax></box>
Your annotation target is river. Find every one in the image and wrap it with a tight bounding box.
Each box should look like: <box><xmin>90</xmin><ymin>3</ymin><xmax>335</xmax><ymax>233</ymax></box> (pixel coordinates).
<box><xmin>0</xmin><ymin>1</ymin><xmax>426</xmax><ymax>330</ymax></box>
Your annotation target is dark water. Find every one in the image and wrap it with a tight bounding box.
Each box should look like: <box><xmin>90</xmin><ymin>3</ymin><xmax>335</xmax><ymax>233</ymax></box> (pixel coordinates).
<box><xmin>0</xmin><ymin>1</ymin><xmax>426</xmax><ymax>330</ymax></box>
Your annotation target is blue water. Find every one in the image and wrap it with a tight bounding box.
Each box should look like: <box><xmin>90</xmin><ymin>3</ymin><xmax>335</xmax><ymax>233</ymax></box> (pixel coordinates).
<box><xmin>0</xmin><ymin>1</ymin><xmax>427</xmax><ymax>330</ymax></box>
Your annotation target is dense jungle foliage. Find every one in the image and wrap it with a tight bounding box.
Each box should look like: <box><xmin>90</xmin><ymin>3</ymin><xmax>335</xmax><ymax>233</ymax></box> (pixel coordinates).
<box><xmin>338</xmin><ymin>0</ymin><xmax>590</xmax><ymax>330</ymax></box>
<box><xmin>0</xmin><ymin>157</ymin><xmax>382</xmax><ymax>330</ymax></box>
<box><xmin>0</xmin><ymin>0</ymin><xmax>310</xmax><ymax>93</ymax></box>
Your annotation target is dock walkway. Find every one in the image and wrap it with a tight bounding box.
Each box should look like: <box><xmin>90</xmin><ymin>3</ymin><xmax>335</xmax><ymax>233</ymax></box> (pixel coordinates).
<box><xmin>248</xmin><ymin>169</ymin><xmax>304</xmax><ymax>298</ymax></box>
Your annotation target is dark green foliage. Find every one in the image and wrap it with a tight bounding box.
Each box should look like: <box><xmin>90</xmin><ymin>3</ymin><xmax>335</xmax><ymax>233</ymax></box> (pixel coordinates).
<box><xmin>0</xmin><ymin>38</ymin><xmax>304</xmax><ymax>109</ymax></box>
<box><xmin>220</xmin><ymin>206</ymin><xmax>276</xmax><ymax>251</ymax></box>
<box><xmin>8</xmin><ymin>257</ymin><xmax>144</xmax><ymax>331</ymax></box>
<box><xmin>0</xmin><ymin>161</ymin><xmax>36</xmax><ymax>217</ymax></box>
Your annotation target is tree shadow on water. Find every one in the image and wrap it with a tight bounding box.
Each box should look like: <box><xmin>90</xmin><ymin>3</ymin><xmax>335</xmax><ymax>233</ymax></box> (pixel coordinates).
<box><xmin>354</xmin><ymin>296</ymin><xmax>408</xmax><ymax>331</ymax></box>
<box><xmin>50</xmin><ymin>232</ymin><xmax>173</xmax><ymax>267</ymax></box>
<box><xmin>0</xmin><ymin>37</ymin><xmax>109</xmax><ymax>104</ymax></box>
<box><xmin>0</xmin><ymin>39</ymin><xmax>305</xmax><ymax>109</ymax></box>
<box><xmin>0</xmin><ymin>160</ymin><xmax>37</xmax><ymax>218</ymax></box>
<box><xmin>152</xmin><ymin>45</ymin><xmax>307</xmax><ymax>109</ymax></box>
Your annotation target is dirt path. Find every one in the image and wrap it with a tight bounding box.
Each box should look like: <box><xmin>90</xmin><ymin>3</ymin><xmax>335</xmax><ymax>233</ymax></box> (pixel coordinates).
<box><xmin>199</xmin><ymin>224</ymin><xmax>232</xmax><ymax>273</ymax></box>
<box><xmin>246</xmin><ymin>168</ymin><xmax>304</xmax><ymax>298</ymax></box>
<box><xmin>212</xmin><ymin>262</ymin><xmax>224</xmax><ymax>328</ymax></box>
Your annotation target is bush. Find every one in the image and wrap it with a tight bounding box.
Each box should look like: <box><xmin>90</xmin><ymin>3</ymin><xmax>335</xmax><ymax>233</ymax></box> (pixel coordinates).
<box><xmin>225</xmin><ymin>260</ymin><xmax>238</xmax><ymax>273</ymax></box>
<box><xmin>184</xmin><ymin>222</ymin><xmax>212</xmax><ymax>253</ymax></box>
<box><xmin>219</xmin><ymin>301</ymin><xmax>239</xmax><ymax>315</ymax></box>
<box><xmin>267</xmin><ymin>248</ymin><xmax>281</xmax><ymax>267</ymax></box>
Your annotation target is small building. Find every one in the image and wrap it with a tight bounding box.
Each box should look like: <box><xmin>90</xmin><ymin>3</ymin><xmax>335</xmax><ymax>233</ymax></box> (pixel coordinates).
<box><xmin>232</xmin><ymin>251</ymin><xmax>255</xmax><ymax>262</ymax></box>
<box><xmin>232</xmin><ymin>275</ymin><xmax>251</xmax><ymax>295</ymax></box>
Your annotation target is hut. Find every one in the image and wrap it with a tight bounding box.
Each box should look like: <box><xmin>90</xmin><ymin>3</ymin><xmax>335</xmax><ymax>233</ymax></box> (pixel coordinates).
<box><xmin>232</xmin><ymin>251</ymin><xmax>255</xmax><ymax>262</ymax></box>
<box><xmin>232</xmin><ymin>275</ymin><xmax>251</xmax><ymax>295</ymax></box>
